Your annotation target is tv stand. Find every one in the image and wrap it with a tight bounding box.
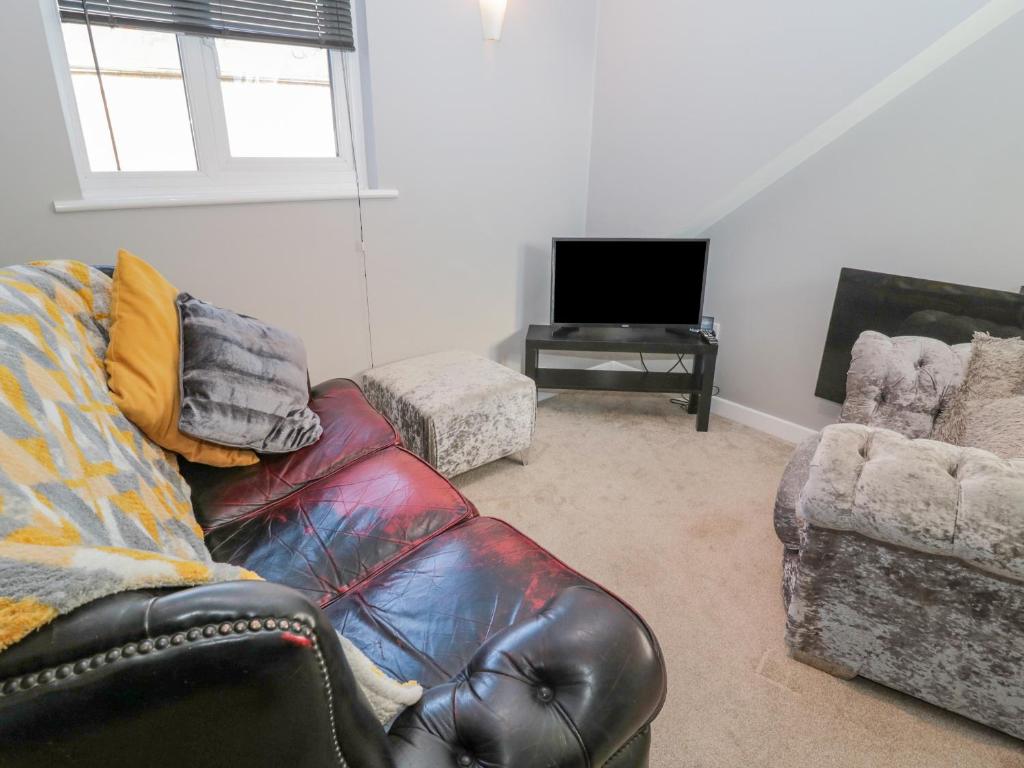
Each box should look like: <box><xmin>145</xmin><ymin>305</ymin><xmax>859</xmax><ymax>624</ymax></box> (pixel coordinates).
<box><xmin>524</xmin><ymin>324</ymin><xmax>719</xmax><ymax>431</ymax></box>
<box><xmin>664</xmin><ymin>326</ymin><xmax>698</xmax><ymax>338</ymax></box>
<box><xmin>551</xmin><ymin>325</ymin><xmax>580</xmax><ymax>338</ymax></box>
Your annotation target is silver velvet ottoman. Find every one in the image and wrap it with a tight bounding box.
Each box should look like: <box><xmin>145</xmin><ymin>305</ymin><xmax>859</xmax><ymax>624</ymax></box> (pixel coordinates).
<box><xmin>360</xmin><ymin>350</ymin><xmax>536</xmax><ymax>477</ymax></box>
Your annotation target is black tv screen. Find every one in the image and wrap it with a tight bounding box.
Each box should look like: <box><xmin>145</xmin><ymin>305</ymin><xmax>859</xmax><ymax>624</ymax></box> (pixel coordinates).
<box><xmin>551</xmin><ymin>238</ymin><xmax>708</xmax><ymax>328</ymax></box>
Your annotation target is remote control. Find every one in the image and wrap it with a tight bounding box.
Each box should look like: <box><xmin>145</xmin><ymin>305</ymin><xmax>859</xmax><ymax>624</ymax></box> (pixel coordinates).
<box><xmin>700</xmin><ymin>329</ymin><xmax>718</xmax><ymax>345</ymax></box>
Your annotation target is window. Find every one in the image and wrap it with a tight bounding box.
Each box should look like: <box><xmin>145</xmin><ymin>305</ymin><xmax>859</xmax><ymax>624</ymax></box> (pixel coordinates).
<box><xmin>61</xmin><ymin>24</ymin><xmax>196</xmax><ymax>172</ymax></box>
<box><xmin>215</xmin><ymin>38</ymin><xmax>338</xmax><ymax>159</ymax></box>
<box><xmin>42</xmin><ymin>0</ymin><xmax>377</xmax><ymax>208</ymax></box>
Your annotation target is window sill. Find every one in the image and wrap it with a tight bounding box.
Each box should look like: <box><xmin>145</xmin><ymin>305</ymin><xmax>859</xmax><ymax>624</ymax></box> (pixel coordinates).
<box><xmin>52</xmin><ymin>187</ymin><xmax>399</xmax><ymax>213</ymax></box>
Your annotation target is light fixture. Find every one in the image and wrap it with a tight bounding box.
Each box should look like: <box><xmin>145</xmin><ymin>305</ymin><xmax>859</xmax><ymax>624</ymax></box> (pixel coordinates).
<box><xmin>480</xmin><ymin>0</ymin><xmax>508</xmax><ymax>41</ymax></box>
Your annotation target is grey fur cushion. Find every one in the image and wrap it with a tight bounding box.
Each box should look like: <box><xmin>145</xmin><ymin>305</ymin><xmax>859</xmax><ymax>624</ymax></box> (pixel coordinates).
<box><xmin>934</xmin><ymin>333</ymin><xmax>1024</xmax><ymax>459</ymax></box>
<box><xmin>176</xmin><ymin>293</ymin><xmax>322</xmax><ymax>453</ymax></box>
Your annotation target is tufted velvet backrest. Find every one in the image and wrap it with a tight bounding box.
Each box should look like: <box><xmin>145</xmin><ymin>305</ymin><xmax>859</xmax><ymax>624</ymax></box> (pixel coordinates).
<box><xmin>840</xmin><ymin>331</ymin><xmax>971</xmax><ymax>440</ymax></box>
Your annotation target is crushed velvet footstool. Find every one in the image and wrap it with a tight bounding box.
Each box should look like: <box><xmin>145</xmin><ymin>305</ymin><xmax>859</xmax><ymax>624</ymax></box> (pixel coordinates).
<box><xmin>360</xmin><ymin>349</ymin><xmax>536</xmax><ymax>477</ymax></box>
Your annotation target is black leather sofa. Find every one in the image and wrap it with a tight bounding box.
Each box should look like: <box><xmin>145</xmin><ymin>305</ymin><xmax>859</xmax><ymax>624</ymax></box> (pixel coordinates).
<box><xmin>0</xmin><ymin>378</ymin><xmax>667</xmax><ymax>767</ymax></box>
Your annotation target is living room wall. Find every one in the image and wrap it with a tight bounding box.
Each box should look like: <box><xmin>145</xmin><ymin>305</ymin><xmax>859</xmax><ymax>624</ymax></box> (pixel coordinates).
<box><xmin>585</xmin><ymin>0</ymin><xmax>988</xmax><ymax>237</ymax></box>
<box><xmin>585</xmin><ymin>0</ymin><xmax>1024</xmax><ymax>432</ymax></box>
<box><xmin>703</xmin><ymin>12</ymin><xmax>1024</xmax><ymax>430</ymax></box>
<box><xmin>4</xmin><ymin>1</ymin><xmax>1022</xmax><ymax>436</ymax></box>
<box><xmin>0</xmin><ymin>0</ymin><xmax>598</xmax><ymax>383</ymax></box>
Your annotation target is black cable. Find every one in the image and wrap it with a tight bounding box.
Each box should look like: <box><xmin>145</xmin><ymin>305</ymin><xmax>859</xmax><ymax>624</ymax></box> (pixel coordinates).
<box><xmin>340</xmin><ymin>55</ymin><xmax>375</xmax><ymax>368</ymax></box>
<box><xmin>641</xmin><ymin>352</ymin><xmax>689</xmax><ymax>375</ymax></box>
<box><xmin>670</xmin><ymin>385</ymin><xmax>720</xmax><ymax>411</ymax></box>
<box><xmin>664</xmin><ymin>354</ymin><xmax>690</xmax><ymax>405</ymax></box>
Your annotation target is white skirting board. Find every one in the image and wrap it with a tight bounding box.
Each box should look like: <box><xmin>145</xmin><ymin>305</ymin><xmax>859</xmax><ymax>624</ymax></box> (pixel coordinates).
<box><xmin>536</xmin><ymin>360</ymin><xmax>817</xmax><ymax>444</ymax></box>
<box><xmin>710</xmin><ymin>397</ymin><xmax>817</xmax><ymax>444</ymax></box>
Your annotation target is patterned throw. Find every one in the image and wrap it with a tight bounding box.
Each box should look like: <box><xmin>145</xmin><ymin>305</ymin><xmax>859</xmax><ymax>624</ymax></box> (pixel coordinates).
<box><xmin>0</xmin><ymin>261</ymin><xmax>256</xmax><ymax>653</ymax></box>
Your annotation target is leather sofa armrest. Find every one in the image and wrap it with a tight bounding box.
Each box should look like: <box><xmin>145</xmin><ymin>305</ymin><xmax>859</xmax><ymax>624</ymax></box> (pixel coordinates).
<box><xmin>774</xmin><ymin>432</ymin><xmax>821</xmax><ymax>549</ymax></box>
<box><xmin>0</xmin><ymin>581</ymin><xmax>393</xmax><ymax>768</ymax></box>
<box><xmin>388</xmin><ymin>585</ymin><xmax>667</xmax><ymax>768</ymax></box>
<box><xmin>800</xmin><ymin>424</ymin><xmax>1024</xmax><ymax>580</ymax></box>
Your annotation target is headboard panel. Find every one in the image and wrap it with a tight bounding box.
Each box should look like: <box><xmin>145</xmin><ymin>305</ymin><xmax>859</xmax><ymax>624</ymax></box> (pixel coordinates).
<box><xmin>816</xmin><ymin>268</ymin><xmax>1024</xmax><ymax>403</ymax></box>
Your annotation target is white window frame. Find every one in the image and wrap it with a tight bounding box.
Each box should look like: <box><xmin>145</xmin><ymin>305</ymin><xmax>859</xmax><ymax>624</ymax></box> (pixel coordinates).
<box><xmin>38</xmin><ymin>0</ymin><xmax>395</xmax><ymax>211</ymax></box>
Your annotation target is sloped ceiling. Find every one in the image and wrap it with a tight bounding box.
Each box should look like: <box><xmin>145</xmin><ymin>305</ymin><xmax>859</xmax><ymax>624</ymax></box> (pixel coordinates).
<box><xmin>584</xmin><ymin>0</ymin><xmax>1007</xmax><ymax>237</ymax></box>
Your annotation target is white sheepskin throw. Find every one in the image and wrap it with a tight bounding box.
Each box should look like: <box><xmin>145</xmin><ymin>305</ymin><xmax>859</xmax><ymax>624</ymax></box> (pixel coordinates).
<box><xmin>338</xmin><ymin>634</ymin><xmax>423</xmax><ymax>726</ymax></box>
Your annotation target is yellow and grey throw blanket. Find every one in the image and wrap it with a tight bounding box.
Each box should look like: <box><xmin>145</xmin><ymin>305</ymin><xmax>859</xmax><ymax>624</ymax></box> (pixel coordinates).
<box><xmin>0</xmin><ymin>261</ymin><xmax>256</xmax><ymax>652</ymax></box>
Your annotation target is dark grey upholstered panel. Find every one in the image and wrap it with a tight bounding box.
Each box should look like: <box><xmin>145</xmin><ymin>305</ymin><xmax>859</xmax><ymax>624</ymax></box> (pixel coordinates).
<box><xmin>816</xmin><ymin>268</ymin><xmax>1024</xmax><ymax>404</ymax></box>
<box><xmin>177</xmin><ymin>293</ymin><xmax>322</xmax><ymax>453</ymax></box>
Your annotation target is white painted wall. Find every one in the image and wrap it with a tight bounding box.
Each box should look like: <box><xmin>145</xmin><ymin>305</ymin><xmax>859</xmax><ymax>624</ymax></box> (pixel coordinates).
<box><xmin>585</xmin><ymin>0</ymin><xmax>988</xmax><ymax>237</ymax></box>
<box><xmin>705</xmin><ymin>12</ymin><xmax>1024</xmax><ymax>430</ymax></box>
<box><xmin>583</xmin><ymin>0</ymin><xmax>1024</xmax><ymax>434</ymax></box>
<box><xmin>0</xmin><ymin>0</ymin><xmax>598</xmax><ymax>383</ymax></box>
<box><xmin>4</xmin><ymin>0</ymin><xmax>1022</xmax><ymax>438</ymax></box>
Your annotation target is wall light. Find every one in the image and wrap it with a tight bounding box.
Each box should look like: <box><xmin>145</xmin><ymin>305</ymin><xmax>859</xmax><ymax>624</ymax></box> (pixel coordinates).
<box><xmin>480</xmin><ymin>0</ymin><xmax>508</xmax><ymax>41</ymax></box>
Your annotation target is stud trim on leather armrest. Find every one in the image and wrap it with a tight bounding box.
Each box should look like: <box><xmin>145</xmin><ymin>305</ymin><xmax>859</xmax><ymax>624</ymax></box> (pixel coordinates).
<box><xmin>0</xmin><ymin>614</ymin><xmax>347</xmax><ymax>767</ymax></box>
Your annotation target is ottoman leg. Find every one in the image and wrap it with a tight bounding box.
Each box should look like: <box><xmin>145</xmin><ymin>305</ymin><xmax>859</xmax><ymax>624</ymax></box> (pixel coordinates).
<box><xmin>517</xmin><ymin>448</ymin><xmax>530</xmax><ymax>466</ymax></box>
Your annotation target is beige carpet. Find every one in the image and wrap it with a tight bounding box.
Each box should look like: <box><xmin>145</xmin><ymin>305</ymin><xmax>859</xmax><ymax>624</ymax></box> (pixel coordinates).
<box><xmin>453</xmin><ymin>391</ymin><xmax>1024</xmax><ymax>768</ymax></box>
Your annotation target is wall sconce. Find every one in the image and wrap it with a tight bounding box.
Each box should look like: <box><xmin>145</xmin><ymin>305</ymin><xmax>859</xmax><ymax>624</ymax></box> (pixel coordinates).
<box><xmin>480</xmin><ymin>0</ymin><xmax>508</xmax><ymax>41</ymax></box>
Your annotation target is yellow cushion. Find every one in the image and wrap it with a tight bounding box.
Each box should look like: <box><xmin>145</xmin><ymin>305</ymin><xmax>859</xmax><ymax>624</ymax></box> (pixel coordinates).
<box><xmin>105</xmin><ymin>250</ymin><xmax>258</xmax><ymax>468</ymax></box>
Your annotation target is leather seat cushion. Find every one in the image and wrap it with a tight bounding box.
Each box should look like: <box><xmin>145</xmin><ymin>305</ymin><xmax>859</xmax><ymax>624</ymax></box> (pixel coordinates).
<box><xmin>324</xmin><ymin>517</ymin><xmax>592</xmax><ymax>688</ymax></box>
<box><xmin>205</xmin><ymin>447</ymin><xmax>476</xmax><ymax>607</ymax></box>
<box><xmin>184</xmin><ymin>379</ymin><xmax>399</xmax><ymax>529</ymax></box>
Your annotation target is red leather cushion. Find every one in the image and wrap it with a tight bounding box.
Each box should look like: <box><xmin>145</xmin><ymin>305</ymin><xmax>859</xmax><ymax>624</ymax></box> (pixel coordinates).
<box><xmin>204</xmin><ymin>447</ymin><xmax>476</xmax><ymax>607</ymax></box>
<box><xmin>185</xmin><ymin>379</ymin><xmax>399</xmax><ymax>529</ymax></box>
<box><xmin>324</xmin><ymin>517</ymin><xmax>591</xmax><ymax>687</ymax></box>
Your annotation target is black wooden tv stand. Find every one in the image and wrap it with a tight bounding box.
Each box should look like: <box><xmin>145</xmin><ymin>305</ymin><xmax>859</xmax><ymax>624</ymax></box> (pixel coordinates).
<box><xmin>524</xmin><ymin>324</ymin><xmax>719</xmax><ymax>431</ymax></box>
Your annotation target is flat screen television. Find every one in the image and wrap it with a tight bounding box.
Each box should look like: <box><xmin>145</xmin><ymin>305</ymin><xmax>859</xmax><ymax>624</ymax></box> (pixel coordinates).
<box><xmin>551</xmin><ymin>238</ymin><xmax>709</xmax><ymax>330</ymax></box>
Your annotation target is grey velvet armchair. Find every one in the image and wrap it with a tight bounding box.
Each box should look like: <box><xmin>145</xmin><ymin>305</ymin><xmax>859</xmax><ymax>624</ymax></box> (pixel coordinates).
<box><xmin>775</xmin><ymin>330</ymin><xmax>1024</xmax><ymax>740</ymax></box>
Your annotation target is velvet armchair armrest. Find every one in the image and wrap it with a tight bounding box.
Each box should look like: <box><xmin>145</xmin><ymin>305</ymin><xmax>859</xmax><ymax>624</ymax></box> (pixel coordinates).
<box><xmin>800</xmin><ymin>424</ymin><xmax>1024</xmax><ymax>580</ymax></box>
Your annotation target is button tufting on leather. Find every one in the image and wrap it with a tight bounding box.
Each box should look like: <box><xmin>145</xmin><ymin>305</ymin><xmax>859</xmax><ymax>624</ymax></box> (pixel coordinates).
<box><xmin>537</xmin><ymin>685</ymin><xmax>555</xmax><ymax>703</ymax></box>
<box><xmin>456</xmin><ymin>753</ymin><xmax>474</xmax><ymax>767</ymax></box>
